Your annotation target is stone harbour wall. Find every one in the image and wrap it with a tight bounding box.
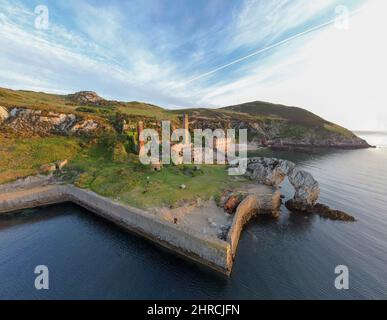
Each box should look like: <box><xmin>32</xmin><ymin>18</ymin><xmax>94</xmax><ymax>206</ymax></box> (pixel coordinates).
<box><xmin>0</xmin><ymin>182</ymin><xmax>232</xmax><ymax>275</ymax></box>
<box><xmin>227</xmin><ymin>189</ymin><xmax>281</xmax><ymax>258</ymax></box>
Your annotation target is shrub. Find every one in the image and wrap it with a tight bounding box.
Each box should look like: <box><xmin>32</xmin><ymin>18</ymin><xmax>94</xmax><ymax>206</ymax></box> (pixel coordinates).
<box><xmin>112</xmin><ymin>142</ymin><xmax>128</xmax><ymax>162</ymax></box>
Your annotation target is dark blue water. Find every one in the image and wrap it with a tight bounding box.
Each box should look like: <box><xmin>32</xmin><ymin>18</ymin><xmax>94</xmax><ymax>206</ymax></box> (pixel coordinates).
<box><xmin>0</xmin><ymin>133</ymin><xmax>386</xmax><ymax>299</ymax></box>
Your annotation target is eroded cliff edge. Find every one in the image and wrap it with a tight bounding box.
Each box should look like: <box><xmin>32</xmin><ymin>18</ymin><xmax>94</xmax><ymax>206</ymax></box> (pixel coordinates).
<box><xmin>240</xmin><ymin>157</ymin><xmax>356</xmax><ymax>222</ymax></box>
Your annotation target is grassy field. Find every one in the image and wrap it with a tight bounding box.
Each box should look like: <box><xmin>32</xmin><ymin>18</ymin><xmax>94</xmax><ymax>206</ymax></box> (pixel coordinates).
<box><xmin>67</xmin><ymin>140</ymin><xmax>246</xmax><ymax>208</ymax></box>
<box><xmin>0</xmin><ymin>134</ymin><xmax>81</xmax><ymax>184</ymax></box>
<box><xmin>0</xmin><ymin>133</ymin><xmax>246</xmax><ymax>209</ymax></box>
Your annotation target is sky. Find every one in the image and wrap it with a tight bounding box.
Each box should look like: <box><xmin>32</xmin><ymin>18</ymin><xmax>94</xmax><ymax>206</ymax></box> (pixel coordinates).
<box><xmin>0</xmin><ymin>0</ymin><xmax>386</xmax><ymax>130</ymax></box>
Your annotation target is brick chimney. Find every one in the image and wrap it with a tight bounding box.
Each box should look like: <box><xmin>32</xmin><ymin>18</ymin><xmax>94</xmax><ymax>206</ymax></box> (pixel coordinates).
<box><xmin>182</xmin><ymin>114</ymin><xmax>189</xmax><ymax>145</ymax></box>
<box><xmin>138</xmin><ymin>121</ymin><xmax>144</xmax><ymax>154</ymax></box>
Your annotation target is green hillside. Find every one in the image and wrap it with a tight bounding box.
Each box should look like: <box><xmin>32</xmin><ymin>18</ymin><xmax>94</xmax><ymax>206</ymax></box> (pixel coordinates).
<box><xmin>0</xmin><ymin>87</ymin><xmax>171</xmax><ymax>120</ymax></box>
<box><xmin>222</xmin><ymin>101</ymin><xmax>327</xmax><ymax>127</ymax></box>
<box><xmin>0</xmin><ymin>86</ymin><xmax>366</xmax><ymax>144</ymax></box>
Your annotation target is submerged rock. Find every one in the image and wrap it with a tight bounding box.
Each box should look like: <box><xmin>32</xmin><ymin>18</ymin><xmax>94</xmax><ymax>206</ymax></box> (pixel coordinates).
<box><xmin>285</xmin><ymin>200</ymin><xmax>356</xmax><ymax>222</ymax></box>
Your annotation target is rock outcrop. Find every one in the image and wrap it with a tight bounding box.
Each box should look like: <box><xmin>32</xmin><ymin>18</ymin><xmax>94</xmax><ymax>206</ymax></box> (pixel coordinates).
<box><xmin>0</xmin><ymin>107</ymin><xmax>108</xmax><ymax>136</ymax></box>
<box><xmin>244</xmin><ymin>157</ymin><xmax>354</xmax><ymax>221</ymax></box>
<box><xmin>67</xmin><ymin>91</ymin><xmax>105</xmax><ymax>106</ymax></box>
<box><xmin>245</xmin><ymin>157</ymin><xmax>295</xmax><ymax>186</ymax></box>
<box><xmin>245</xmin><ymin>157</ymin><xmax>319</xmax><ymax>205</ymax></box>
<box><xmin>288</xmin><ymin>168</ymin><xmax>320</xmax><ymax>206</ymax></box>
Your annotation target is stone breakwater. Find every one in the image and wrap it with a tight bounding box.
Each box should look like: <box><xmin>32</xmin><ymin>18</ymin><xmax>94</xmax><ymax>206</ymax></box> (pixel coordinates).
<box><xmin>0</xmin><ymin>178</ymin><xmax>280</xmax><ymax>275</ymax></box>
<box><xmin>227</xmin><ymin>190</ymin><xmax>281</xmax><ymax>258</ymax></box>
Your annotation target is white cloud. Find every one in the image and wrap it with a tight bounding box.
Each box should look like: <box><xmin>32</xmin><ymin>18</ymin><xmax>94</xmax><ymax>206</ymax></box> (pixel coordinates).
<box><xmin>198</xmin><ymin>0</ymin><xmax>387</xmax><ymax>131</ymax></box>
<box><xmin>231</xmin><ymin>0</ymin><xmax>337</xmax><ymax>49</ymax></box>
<box><xmin>0</xmin><ymin>0</ymin><xmax>192</xmax><ymax>106</ymax></box>
<box><xmin>0</xmin><ymin>0</ymin><xmax>385</xmax><ymax>130</ymax></box>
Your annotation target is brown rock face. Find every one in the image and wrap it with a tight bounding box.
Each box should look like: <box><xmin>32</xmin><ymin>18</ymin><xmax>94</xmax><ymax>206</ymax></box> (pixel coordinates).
<box><xmin>285</xmin><ymin>199</ymin><xmax>356</xmax><ymax>222</ymax></box>
<box><xmin>224</xmin><ymin>195</ymin><xmax>241</xmax><ymax>214</ymax></box>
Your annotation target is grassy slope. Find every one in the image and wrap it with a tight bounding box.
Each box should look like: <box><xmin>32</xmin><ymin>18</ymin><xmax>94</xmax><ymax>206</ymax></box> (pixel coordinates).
<box><xmin>222</xmin><ymin>101</ymin><xmax>326</xmax><ymax>126</ymax></box>
<box><xmin>0</xmin><ymin>134</ymin><xmax>245</xmax><ymax>208</ymax></box>
<box><xmin>0</xmin><ymin>87</ymin><xmax>173</xmax><ymax>120</ymax></box>
<box><xmin>0</xmin><ymin>134</ymin><xmax>81</xmax><ymax>184</ymax></box>
<box><xmin>222</xmin><ymin>101</ymin><xmax>356</xmax><ymax>138</ymax></box>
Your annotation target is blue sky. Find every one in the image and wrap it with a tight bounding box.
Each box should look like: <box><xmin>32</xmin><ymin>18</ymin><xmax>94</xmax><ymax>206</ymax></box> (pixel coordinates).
<box><xmin>0</xmin><ymin>0</ymin><xmax>386</xmax><ymax>130</ymax></box>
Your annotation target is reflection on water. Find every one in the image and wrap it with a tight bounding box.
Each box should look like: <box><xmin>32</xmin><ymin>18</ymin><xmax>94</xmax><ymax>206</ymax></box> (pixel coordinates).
<box><xmin>0</xmin><ymin>133</ymin><xmax>386</xmax><ymax>299</ymax></box>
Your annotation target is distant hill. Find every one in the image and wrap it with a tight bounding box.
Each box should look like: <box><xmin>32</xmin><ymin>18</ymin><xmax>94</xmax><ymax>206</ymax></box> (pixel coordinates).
<box><xmin>222</xmin><ymin>101</ymin><xmax>327</xmax><ymax>127</ymax></box>
<box><xmin>0</xmin><ymin>87</ymin><xmax>370</xmax><ymax>149</ymax></box>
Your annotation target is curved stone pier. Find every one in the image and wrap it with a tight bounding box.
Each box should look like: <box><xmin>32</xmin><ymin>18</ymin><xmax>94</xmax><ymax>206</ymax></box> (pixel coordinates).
<box><xmin>227</xmin><ymin>189</ymin><xmax>281</xmax><ymax>258</ymax></box>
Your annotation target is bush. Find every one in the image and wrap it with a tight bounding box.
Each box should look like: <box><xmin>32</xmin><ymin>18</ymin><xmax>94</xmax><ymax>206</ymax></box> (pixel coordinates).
<box><xmin>76</xmin><ymin>106</ymin><xmax>113</xmax><ymax>116</ymax></box>
<box><xmin>112</xmin><ymin>142</ymin><xmax>128</xmax><ymax>162</ymax></box>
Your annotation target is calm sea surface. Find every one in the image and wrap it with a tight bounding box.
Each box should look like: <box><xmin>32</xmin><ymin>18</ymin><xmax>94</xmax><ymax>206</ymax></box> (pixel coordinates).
<box><xmin>0</xmin><ymin>132</ymin><xmax>386</xmax><ymax>299</ymax></box>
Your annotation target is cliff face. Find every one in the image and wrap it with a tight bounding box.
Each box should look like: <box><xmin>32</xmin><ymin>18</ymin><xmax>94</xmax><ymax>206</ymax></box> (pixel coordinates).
<box><xmin>0</xmin><ymin>107</ymin><xmax>109</xmax><ymax>137</ymax></box>
<box><xmin>183</xmin><ymin>101</ymin><xmax>370</xmax><ymax>149</ymax></box>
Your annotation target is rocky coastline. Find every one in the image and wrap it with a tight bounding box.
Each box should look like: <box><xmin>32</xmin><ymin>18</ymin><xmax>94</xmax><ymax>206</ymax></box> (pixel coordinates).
<box><xmin>240</xmin><ymin>157</ymin><xmax>356</xmax><ymax>222</ymax></box>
